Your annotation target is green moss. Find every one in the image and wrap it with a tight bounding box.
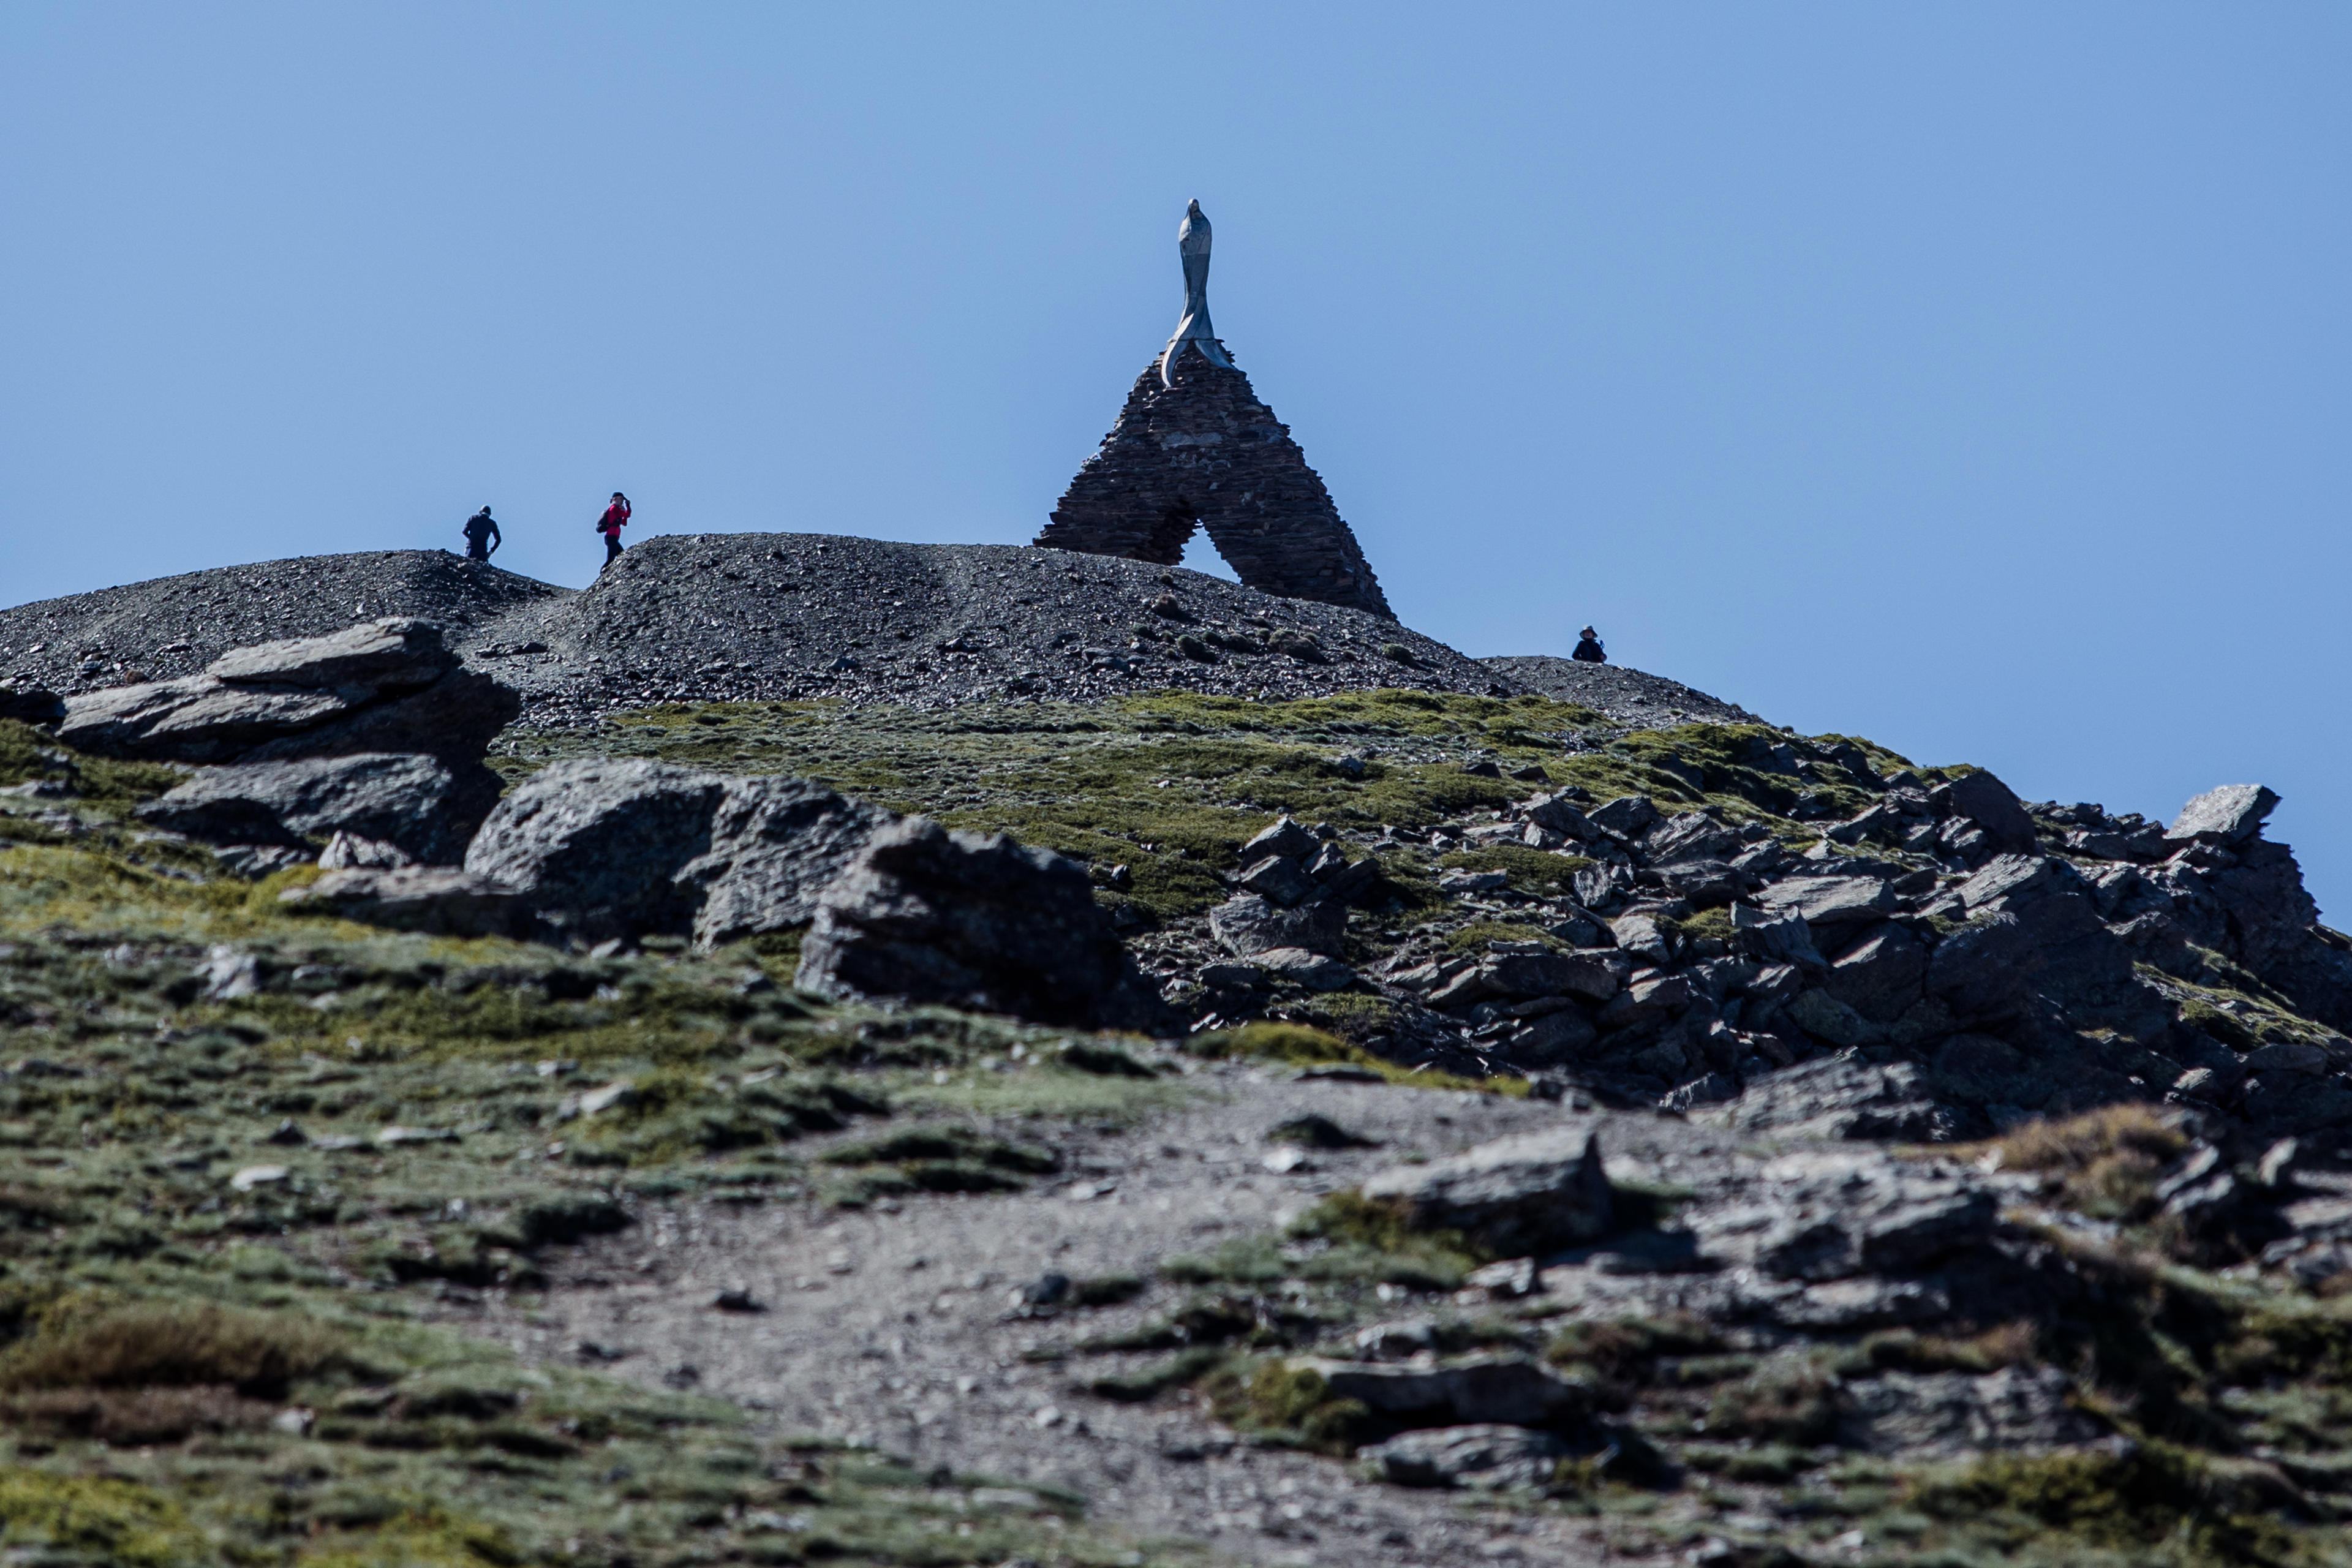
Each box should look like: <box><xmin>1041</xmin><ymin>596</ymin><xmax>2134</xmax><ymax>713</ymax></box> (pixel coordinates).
<box><xmin>1206</xmin><ymin>1360</ymin><xmax>1368</xmax><ymax>1453</ymax></box>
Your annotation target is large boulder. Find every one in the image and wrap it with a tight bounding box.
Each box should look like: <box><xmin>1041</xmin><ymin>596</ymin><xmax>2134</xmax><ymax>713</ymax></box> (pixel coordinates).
<box><xmin>1686</xmin><ymin>1149</ymin><xmax>1997</xmax><ymax>1281</ymax></box>
<box><xmin>207</xmin><ymin>618</ymin><xmax>456</xmax><ymax>692</ymax></box>
<box><xmin>56</xmin><ymin>618</ymin><xmax>513</xmax><ymax>765</ymax></box>
<box><xmin>135</xmin><ymin>752</ymin><xmax>499</xmax><ymax>864</ymax></box>
<box><xmin>1360</xmin><ymin>1126</ymin><xmax>1614</xmax><ymax>1255</ymax></box>
<box><xmin>682</xmin><ymin>778</ymin><xmax>891</xmax><ymax>947</ymax></box>
<box><xmin>795</xmin><ymin>815</ymin><xmax>1158</xmax><ymax>1029</ymax></box>
<box><xmin>463</xmin><ymin>759</ymin><xmax>732</xmax><ymax>938</ymax></box>
<box><xmin>1208</xmin><ymin>892</ymin><xmax>1348</xmax><ymax>958</ymax></box>
<box><xmin>1934</xmin><ymin>769</ymin><xmax>2038</xmax><ymax>854</ymax></box>
<box><xmin>2167</xmin><ymin>783</ymin><xmax>2280</xmax><ymax>846</ymax></box>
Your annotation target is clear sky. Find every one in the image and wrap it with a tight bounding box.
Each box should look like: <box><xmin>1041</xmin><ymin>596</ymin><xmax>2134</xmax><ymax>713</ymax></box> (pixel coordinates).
<box><xmin>6</xmin><ymin>6</ymin><xmax>2348</xmax><ymax>913</ymax></box>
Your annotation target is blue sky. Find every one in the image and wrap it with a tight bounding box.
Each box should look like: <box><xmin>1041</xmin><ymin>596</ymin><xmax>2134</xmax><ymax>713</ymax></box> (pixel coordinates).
<box><xmin>5</xmin><ymin>5</ymin><xmax>2348</xmax><ymax>913</ymax></box>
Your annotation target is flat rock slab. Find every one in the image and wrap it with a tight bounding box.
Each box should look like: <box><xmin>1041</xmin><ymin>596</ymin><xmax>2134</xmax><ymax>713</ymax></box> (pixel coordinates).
<box><xmin>1300</xmin><ymin>1354</ymin><xmax>1591</xmax><ymax>1427</ymax></box>
<box><xmin>1361</xmin><ymin>1423</ymin><xmax>1572</xmax><ymax>1490</ymax></box>
<box><xmin>1360</xmin><ymin>1125</ymin><xmax>1614</xmax><ymax>1255</ymax></box>
<box><xmin>1844</xmin><ymin>1366</ymin><xmax>2105</xmax><ymax>1457</ymax></box>
<box><xmin>136</xmin><ymin>752</ymin><xmax>497</xmax><ymax>864</ymax></box>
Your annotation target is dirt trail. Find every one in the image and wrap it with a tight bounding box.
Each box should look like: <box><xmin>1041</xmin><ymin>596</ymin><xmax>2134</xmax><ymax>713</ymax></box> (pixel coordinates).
<box><xmin>449</xmin><ymin>1070</ymin><xmax>1702</xmax><ymax>1566</ymax></box>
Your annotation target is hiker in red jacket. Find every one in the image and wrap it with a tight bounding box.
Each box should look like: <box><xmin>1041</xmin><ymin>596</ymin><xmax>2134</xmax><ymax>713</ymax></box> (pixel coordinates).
<box><xmin>596</xmin><ymin>492</ymin><xmax>631</xmax><ymax>566</ymax></box>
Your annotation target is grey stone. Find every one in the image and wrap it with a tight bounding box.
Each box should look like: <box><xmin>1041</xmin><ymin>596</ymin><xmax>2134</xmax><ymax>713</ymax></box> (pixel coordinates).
<box><xmin>1956</xmin><ymin>853</ymin><xmax>2078</xmax><ymax>913</ymax></box>
<box><xmin>1659</xmin><ymin>1072</ymin><xmax>1740</xmax><ymax>1113</ymax></box>
<box><xmin>207</xmin><ymin>617</ymin><xmax>456</xmax><ymax>692</ymax></box>
<box><xmin>1754</xmin><ymin>875</ymin><xmax>1899</xmax><ymax>927</ymax></box>
<box><xmin>464</xmin><ymin>759</ymin><xmax>731</xmax><ymax>938</ymax></box>
<box><xmin>135</xmin><ymin>752</ymin><xmax>497</xmax><ymax>864</ymax></box>
<box><xmin>1587</xmin><ymin>795</ymin><xmax>1657</xmax><ymax>837</ymax></box>
<box><xmin>1360</xmin><ymin>1126</ymin><xmax>1613</xmax><ymax>1254</ymax></box>
<box><xmin>1597</xmin><ymin>971</ymin><xmax>1699</xmax><ymax>1031</ymax></box>
<box><xmin>1241</xmin><ymin>816</ymin><xmax>1319</xmax><ymax>862</ymax></box>
<box><xmin>796</xmin><ymin>815</ymin><xmax>1155</xmax><ymax>1028</ymax></box>
<box><xmin>60</xmin><ymin>676</ymin><xmax>355</xmax><ymax>762</ymax></box>
<box><xmin>1610</xmin><ymin>913</ymin><xmax>1672</xmax><ymax>964</ymax></box>
<box><xmin>1235</xmin><ymin>854</ymin><xmax>1317</xmax><ymax>907</ymax></box>
<box><xmin>1732</xmin><ymin>903</ymin><xmax>1826</xmax><ymax>969</ymax></box>
<box><xmin>2245</xmin><ymin>1040</ymin><xmax>2330</xmax><ymax>1076</ymax></box>
<box><xmin>1209</xmin><ymin>892</ymin><xmax>1348</xmax><ymax>958</ymax></box>
<box><xmin>57</xmin><ymin>619</ymin><xmax>512</xmax><ymax>766</ymax></box>
<box><xmin>1772</xmin><ymin>1278</ymin><xmax>1952</xmax><ymax>1331</ymax></box>
<box><xmin>1933</xmin><ymin>770</ymin><xmax>2038</xmax><ymax>854</ymax></box>
<box><xmin>1302</xmin><ymin>1354</ymin><xmax>1592</xmax><ymax>1427</ymax></box>
<box><xmin>1844</xmin><ymin>1366</ymin><xmax>2102</xmax><ymax>1457</ymax></box>
<box><xmin>1439</xmin><ymin>869</ymin><xmax>1510</xmax><ymax>895</ymax></box>
<box><xmin>1362</xmin><ymin>1424</ymin><xmax>1571</xmax><ymax>1490</ymax></box>
<box><xmin>277</xmin><ymin>866</ymin><xmax>526</xmax><ymax>938</ymax></box>
<box><xmin>1256</xmin><ymin>946</ymin><xmax>1357</xmax><ymax>992</ymax></box>
<box><xmin>1823</xmin><ymin>924</ymin><xmax>1928</xmax><ymax>1023</ymax></box>
<box><xmin>1525</xmin><ymin>795</ymin><xmax>1597</xmax><ymax>839</ymax></box>
<box><xmin>1477</xmin><ymin>950</ymin><xmax>1629</xmax><ymax>1003</ymax></box>
<box><xmin>1507</xmin><ymin>1006</ymin><xmax>1599</xmax><ymax>1065</ymax></box>
<box><xmin>681</xmin><ymin>777</ymin><xmax>889</xmax><ymax>947</ymax></box>
<box><xmin>2168</xmin><ymin>783</ymin><xmax>2281</xmax><ymax>846</ymax></box>
<box><xmin>1785</xmin><ymin>989</ymin><xmax>1882</xmax><ymax>1049</ymax></box>
<box><xmin>1688</xmin><ymin>1150</ymin><xmax>1997</xmax><ymax>1281</ymax></box>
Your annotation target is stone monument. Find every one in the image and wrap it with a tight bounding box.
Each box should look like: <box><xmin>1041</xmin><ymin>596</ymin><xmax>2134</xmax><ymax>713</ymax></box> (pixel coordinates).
<box><xmin>1035</xmin><ymin>200</ymin><xmax>1393</xmax><ymax>617</ymax></box>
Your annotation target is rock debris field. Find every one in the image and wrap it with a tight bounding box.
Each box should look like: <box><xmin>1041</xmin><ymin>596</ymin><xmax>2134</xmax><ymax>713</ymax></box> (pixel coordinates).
<box><xmin>9</xmin><ymin>535</ymin><xmax>2352</xmax><ymax>1567</ymax></box>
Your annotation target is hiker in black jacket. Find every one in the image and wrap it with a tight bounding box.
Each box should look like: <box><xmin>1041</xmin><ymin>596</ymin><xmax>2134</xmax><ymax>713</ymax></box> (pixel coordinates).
<box><xmin>1572</xmin><ymin>626</ymin><xmax>1606</xmax><ymax>664</ymax></box>
<box><xmin>462</xmin><ymin>507</ymin><xmax>501</xmax><ymax>562</ymax></box>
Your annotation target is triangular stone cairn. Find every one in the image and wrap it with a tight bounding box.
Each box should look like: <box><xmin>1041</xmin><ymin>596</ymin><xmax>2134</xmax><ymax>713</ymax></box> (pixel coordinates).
<box><xmin>1037</xmin><ymin>342</ymin><xmax>1393</xmax><ymax>617</ymax></box>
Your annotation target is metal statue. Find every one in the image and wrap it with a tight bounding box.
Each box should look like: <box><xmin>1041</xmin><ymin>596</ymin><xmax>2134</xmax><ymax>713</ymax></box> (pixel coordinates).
<box><xmin>1159</xmin><ymin>198</ymin><xmax>1234</xmax><ymax>387</ymax></box>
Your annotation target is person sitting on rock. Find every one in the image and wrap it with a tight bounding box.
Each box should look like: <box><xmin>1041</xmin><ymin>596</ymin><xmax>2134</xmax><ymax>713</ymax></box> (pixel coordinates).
<box><xmin>596</xmin><ymin>492</ymin><xmax>631</xmax><ymax>566</ymax></box>
<box><xmin>462</xmin><ymin>506</ymin><xmax>500</xmax><ymax>562</ymax></box>
<box><xmin>1572</xmin><ymin>625</ymin><xmax>1606</xmax><ymax>664</ymax></box>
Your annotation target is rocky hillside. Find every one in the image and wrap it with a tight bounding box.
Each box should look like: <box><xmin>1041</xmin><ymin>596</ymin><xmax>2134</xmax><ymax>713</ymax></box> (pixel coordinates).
<box><xmin>6</xmin><ymin>546</ymin><xmax>2352</xmax><ymax>1566</ymax></box>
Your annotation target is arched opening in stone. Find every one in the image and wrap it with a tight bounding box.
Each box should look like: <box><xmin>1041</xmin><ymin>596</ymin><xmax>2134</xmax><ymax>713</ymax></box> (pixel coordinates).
<box><xmin>1179</xmin><ymin>529</ymin><xmax>1242</xmax><ymax>583</ymax></box>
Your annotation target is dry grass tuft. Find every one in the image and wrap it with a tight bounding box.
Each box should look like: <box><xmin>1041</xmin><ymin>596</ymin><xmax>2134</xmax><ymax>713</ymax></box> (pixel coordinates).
<box><xmin>0</xmin><ymin>1302</ymin><xmax>345</xmax><ymax>1398</ymax></box>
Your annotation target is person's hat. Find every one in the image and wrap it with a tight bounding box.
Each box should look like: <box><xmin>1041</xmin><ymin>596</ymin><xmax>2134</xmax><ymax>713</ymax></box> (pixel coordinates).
<box><xmin>1580</xmin><ymin>626</ymin><xmax>1597</xmax><ymax>637</ymax></box>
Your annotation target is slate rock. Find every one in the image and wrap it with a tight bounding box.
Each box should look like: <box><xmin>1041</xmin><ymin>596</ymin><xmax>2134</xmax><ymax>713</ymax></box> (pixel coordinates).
<box><xmin>1587</xmin><ymin>795</ymin><xmax>1658</xmax><ymax>837</ymax></box>
<box><xmin>1256</xmin><ymin>946</ymin><xmax>1357</xmax><ymax>992</ymax></box>
<box><xmin>1301</xmin><ymin>1354</ymin><xmax>1592</xmax><ymax>1427</ymax></box>
<box><xmin>59</xmin><ymin>676</ymin><xmax>356</xmax><ymax>763</ymax></box>
<box><xmin>1241</xmin><ymin>816</ymin><xmax>1319</xmax><ymax>863</ymax></box>
<box><xmin>1235</xmin><ymin>854</ymin><xmax>1317</xmax><ymax>908</ymax></box>
<box><xmin>465</xmin><ymin>758</ymin><xmax>732</xmax><ymax>938</ymax></box>
<box><xmin>207</xmin><ymin>617</ymin><xmax>456</xmax><ymax>692</ymax></box>
<box><xmin>1209</xmin><ymin>892</ymin><xmax>1348</xmax><ymax>958</ymax></box>
<box><xmin>1700</xmin><ymin>1054</ymin><xmax>1950</xmax><ymax>1143</ymax></box>
<box><xmin>1610</xmin><ymin>913</ymin><xmax>1672</xmax><ymax>965</ymax></box>
<box><xmin>1785</xmin><ymin>989</ymin><xmax>1883</xmax><ymax>1049</ymax></box>
<box><xmin>278</xmin><ymin>866</ymin><xmax>527</xmax><ymax>938</ymax></box>
<box><xmin>1362</xmin><ymin>1424</ymin><xmax>1571</xmax><ymax>1490</ymax></box>
<box><xmin>1823</xmin><ymin>924</ymin><xmax>1928</xmax><ymax>1024</ymax></box>
<box><xmin>1754</xmin><ymin>875</ymin><xmax>1899</xmax><ymax>927</ymax></box>
<box><xmin>2167</xmin><ymin>783</ymin><xmax>2281</xmax><ymax>846</ymax></box>
<box><xmin>244</xmin><ymin>667</ymin><xmax>519</xmax><ymax>764</ymax></box>
<box><xmin>135</xmin><ymin>752</ymin><xmax>499</xmax><ymax>864</ymax></box>
<box><xmin>1844</xmin><ymin>1366</ymin><xmax>2102</xmax><ymax>1457</ymax></box>
<box><xmin>679</xmin><ymin>777</ymin><xmax>888</xmax><ymax>947</ymax></box>
<box><xmin>1525</xmin><ymin>795</ymin><xmax>1597</xmax><ymax>839</ymax></box>
<box><xmin>1731</xmin><ymin>903</ymin><xmax>1826</xmax><ymax>970</ymax></box>
<box><xmin>1933</xmin><ymin>769</ymin><xmax>2038</xmax><ymax>854</ymax></box>
<box><xmin>1688</xmin><ymin>1150</ymin><xmax>1997</xmax><ymax>1281</ymax></box>
<box><xmin>1360</xmin><ymin>1126</ymin><xmax>1613</xmax><ymax>1254</ymax></box>
<box><xmin>1507</xmin><ymin>1006</ymin><xmax>1599</xmax><ymax>1065</ymax></box>
<box><xmin>795</xmin><ymin>815</ymin><xmax>1153</xmax><ymax>1028</ymax></box>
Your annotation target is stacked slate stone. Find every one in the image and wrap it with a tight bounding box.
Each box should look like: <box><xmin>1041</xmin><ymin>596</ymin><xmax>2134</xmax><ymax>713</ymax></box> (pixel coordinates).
<box><xmin>1037</xmin><ymin>342</ymin><xmax>1395</xmax><ymax>619</ymax></box>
